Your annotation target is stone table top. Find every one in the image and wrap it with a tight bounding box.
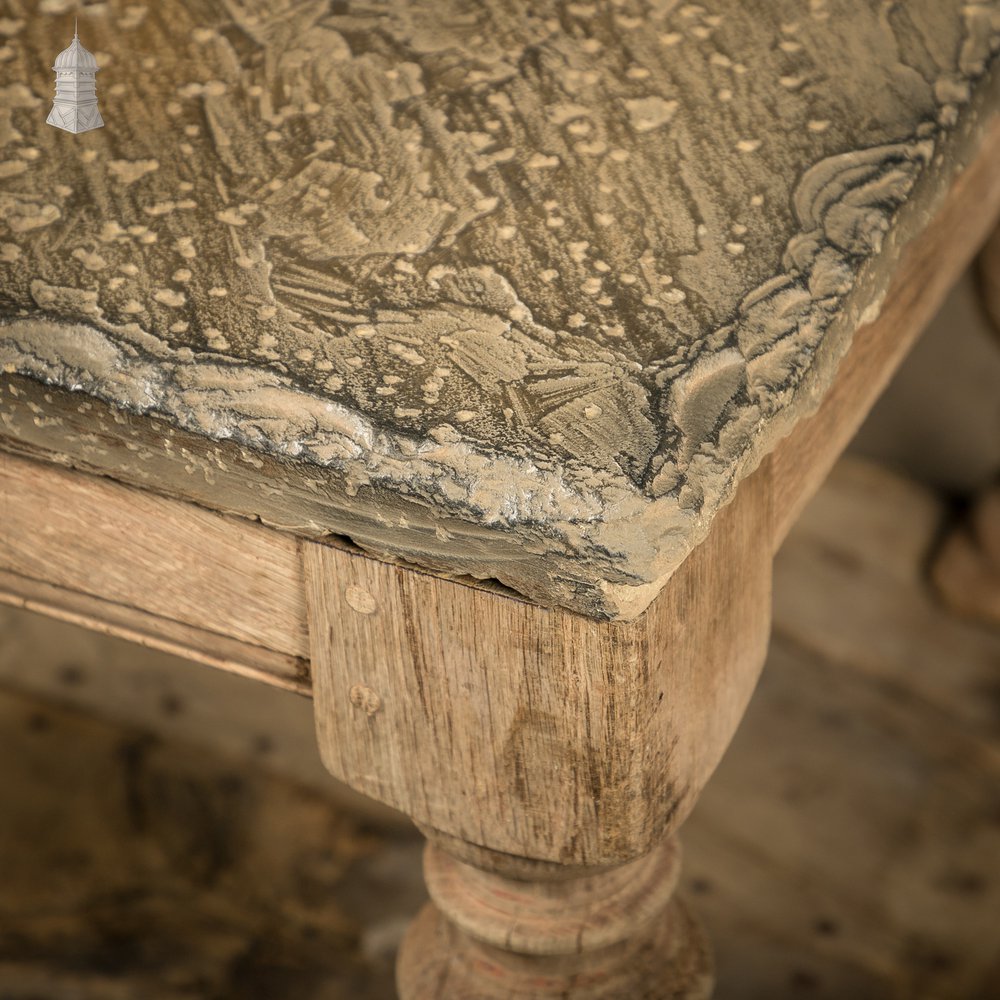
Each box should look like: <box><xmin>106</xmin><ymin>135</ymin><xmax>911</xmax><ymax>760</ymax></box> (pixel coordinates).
<box><xmin>2</xmin><ymin>0</ymin><xmax>999</xmax><ymax>618</ymax></box>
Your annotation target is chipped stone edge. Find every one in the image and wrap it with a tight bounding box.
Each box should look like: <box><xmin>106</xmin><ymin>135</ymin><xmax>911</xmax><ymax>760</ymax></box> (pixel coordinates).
<box><xmin>3</xmin><ymin>50</ymin><xmax>1000</xmax><ymax>622</ymax></box>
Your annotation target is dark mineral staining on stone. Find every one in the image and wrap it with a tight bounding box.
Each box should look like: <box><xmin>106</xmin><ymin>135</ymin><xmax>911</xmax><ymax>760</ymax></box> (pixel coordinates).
<box><xmin>1</xmin><ymin>0</ymin><xmax>999</xmax><ymax>619</ymax></box>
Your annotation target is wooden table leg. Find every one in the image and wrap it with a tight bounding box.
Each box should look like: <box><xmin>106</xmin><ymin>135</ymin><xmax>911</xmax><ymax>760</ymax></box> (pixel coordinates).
<box><xmin>398</xmin><ymin>831</ymin><xmax>710</xmax><ymax>999</ymax></box>
<box><xmin>303</xmin><ymin>470</ymin><xmax>772</xmax><ymax>998</ymax></box>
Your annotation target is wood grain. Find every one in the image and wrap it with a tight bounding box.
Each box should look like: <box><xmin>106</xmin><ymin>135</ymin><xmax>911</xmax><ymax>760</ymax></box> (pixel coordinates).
<box><xmin>398</xmin><ymin>836</ymin><xmax>711</xmax><ymax>1000</ymax></box>
<box><xmin>304</xmin><ymin>464</ymin><xmax>771</xmax><ymax>867</ymax></box>
<box><xmin>0</xmin><ymin>568</ymin><xmax>309</xmax><ymax>693</ymax></box>
<box><xmin>0</xmin><ymin>449</ymin><xmax>309</xmax><ymax>659</ymax></box>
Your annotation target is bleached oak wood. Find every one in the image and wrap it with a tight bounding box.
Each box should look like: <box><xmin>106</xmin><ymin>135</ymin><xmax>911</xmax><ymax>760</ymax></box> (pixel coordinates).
<box><xmin>398</xmin><ymin>835</ymin><xmax>711</xmax><ymax>1000</ymax></box>
<box><xmin>0</xmin><ymin>449</ymin><xmax>310</xmax><ymax>663</ymax></box>
<box><xmin>304</xmin><ymin>464</ymin><xmax>771</xmax><ymax>868</ymax></box>
<box><xmin>0</xmin><ymin>568</ymin><xmax>309</xmax><ymax>694</ymax></box>
<box><xmin>305</xmin><ymin>466</ymin><xmax>769</xmax><ymax>995</ymax></box>
<box><xmin>5</xmin><ymin>457</ymin><xmax>1000</xmax><ymax>998</ymax></box>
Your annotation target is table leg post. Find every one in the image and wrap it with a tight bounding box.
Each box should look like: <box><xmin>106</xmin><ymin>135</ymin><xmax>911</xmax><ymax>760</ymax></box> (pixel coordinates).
<box><xmin>303</xmin><ymin>470</ymin><xmax>772</xmax><ymax>999</ymax></box>
<box><xmin>397</xmin><ymin>828</ymin><xmax>711</xmax><ymax>999</ymax></box>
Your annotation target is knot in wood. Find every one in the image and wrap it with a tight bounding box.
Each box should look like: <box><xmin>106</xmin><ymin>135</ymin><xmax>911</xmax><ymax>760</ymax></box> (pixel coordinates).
<box><xmin>349</xmin><ymin>683</ymin><xmax>382</xmax><ymax>716</ymax></box>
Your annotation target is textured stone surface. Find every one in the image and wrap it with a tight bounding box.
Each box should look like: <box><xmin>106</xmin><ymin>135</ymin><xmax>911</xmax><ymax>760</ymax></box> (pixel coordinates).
<box><xmin>2</xmin><ymin>1</ymin><xmax>1000</xmax><ymax>616</ymax></box>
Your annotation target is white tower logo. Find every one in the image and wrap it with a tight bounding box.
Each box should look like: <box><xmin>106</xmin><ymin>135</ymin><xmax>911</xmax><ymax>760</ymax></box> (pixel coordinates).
<box><xmin>47</xmin><ymin>19</ymin><xmax>104</xmax><ymax>134</ymax></box>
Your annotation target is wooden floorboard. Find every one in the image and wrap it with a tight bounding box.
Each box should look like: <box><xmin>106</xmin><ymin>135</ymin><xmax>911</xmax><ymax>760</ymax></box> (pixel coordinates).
<box><xmin>0</xmin><ymin>457</ymin><xmax>998</xmax><ymax>998</ymax></box>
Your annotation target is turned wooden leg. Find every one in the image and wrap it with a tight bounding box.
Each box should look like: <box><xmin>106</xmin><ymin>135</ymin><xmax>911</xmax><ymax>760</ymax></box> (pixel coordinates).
<box><xmin>303</xmin><ymin>472</ymin><xmax>772</xmax><ymax>999</ymax></box>
<box><xmin>397</xmin><ymin>831</ymin><xmax>711</xmax><ymax>999</ymax></box>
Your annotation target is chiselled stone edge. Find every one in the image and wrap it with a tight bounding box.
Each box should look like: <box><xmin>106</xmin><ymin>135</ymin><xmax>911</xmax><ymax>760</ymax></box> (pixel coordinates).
<box><xmin>2</xmin><ymin>60</ymin><xmax>999</xmax><ymax>621</ymax></box>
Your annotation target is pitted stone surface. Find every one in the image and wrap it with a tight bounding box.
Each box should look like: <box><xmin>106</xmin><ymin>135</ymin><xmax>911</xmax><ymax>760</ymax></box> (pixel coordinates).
<box><xmin>2</xmin><ymin>1</ymin><xmax>999</xmax><ymax>617</ymax></box>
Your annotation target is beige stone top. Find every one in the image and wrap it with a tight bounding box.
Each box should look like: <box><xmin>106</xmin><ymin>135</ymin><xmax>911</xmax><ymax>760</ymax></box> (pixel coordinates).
<box><xmin>2</xmin><ymin>1</ymin><xmax>999</xmax><ymax>618</ymax></box>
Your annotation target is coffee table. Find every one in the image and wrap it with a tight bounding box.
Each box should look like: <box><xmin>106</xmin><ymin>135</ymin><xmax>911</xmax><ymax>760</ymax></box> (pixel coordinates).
<box><xmin>3</xmin><ymin>2</ymin><xmax>1000</xmax><ymax>995</ymax></box>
